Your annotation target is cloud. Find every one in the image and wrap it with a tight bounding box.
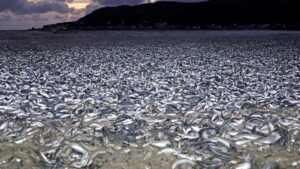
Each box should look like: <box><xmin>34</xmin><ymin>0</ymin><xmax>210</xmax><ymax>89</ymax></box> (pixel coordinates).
<box><xmin>0</xmin><ymin>10</ymin><xmax>83</xmax><ymax>30</ymax></box>
<box><xmin>0</xmin><ymin>0</ymin><xmax>73</xmax><ymax>14</ymax></box>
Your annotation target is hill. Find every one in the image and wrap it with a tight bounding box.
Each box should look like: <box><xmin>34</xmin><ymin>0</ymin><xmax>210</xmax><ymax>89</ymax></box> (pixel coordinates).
<box><xmin>43</xmin><ymin>0</ymin><xmax>300</xmax><ymax>30</ymax></box>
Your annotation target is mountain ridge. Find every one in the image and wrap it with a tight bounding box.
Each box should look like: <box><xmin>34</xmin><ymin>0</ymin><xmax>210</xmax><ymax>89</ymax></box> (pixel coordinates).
<box><xmin>43</xmin><ymin>0</ymin><xmax>300</xmax><ymax>30</ymax></box>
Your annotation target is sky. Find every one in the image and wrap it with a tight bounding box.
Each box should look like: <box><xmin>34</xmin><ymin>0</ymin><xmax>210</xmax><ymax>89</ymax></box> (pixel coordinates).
<box><xmin>0</xmin><ymin>0</ymin><xmax>206</xmax><ymax>30</ymax></box>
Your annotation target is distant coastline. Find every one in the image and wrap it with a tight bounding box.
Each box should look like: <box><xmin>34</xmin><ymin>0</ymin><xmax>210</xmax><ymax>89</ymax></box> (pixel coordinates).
<box><xmin>41</xmin><ymin>23</ymin><xmax>300</xmax><ymax>31</ymax></box>
<box><xmin>41</xmin><ymin>0</ymin><xmax>300</xmax><ymax>31</ymax></box>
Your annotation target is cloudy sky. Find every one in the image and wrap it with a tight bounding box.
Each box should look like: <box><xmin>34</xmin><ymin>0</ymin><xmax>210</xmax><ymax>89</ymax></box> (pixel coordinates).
<box><xmin>0</xmin><ymin>0</ymin><xmax>206</xmax><ymax>30</ymax></box>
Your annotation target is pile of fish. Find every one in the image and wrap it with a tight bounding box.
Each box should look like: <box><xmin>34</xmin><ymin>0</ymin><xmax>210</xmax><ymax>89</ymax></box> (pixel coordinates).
<box><xmin>0</xmin><ymin>31</ymin><xmax>300</xmax><ymax>168</ymax></box>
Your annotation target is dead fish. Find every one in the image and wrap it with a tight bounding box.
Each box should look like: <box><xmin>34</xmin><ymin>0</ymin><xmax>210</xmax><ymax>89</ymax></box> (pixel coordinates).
<box><xmin>0</xmin><ymin>121</ymin><xmax>8</xmax><ymax>130</ymax></box>
<box><xmin>150</xmin><ymin>140</ymin><xmax>171</xmax><ymax>148</ymax></box>
<box><xmin>157</xmin><ymin>148</ymin><xmax>179</xmax><ymax>155</ymax></box>
<box><xmin>261</xmin><ymin>162</ymin><xmax>280</xmax><ymax>169</ymax></box>
<box><xmin>235</xmin><ymin>139</ymin><xmax>251</xmax><ymax>146</ymax></box>
<box><xmin>177</xmin><ymin>133</ymin><xmax>200</xmax><ymax>140</ymax></box>
<box><xmin>207</xmin><ymin>145</ymin><xmax>233</xmax><ymax>160</ymax></box>
<box><xmin>15</xmin><ymin>137</ymin><xmax>27</xmax><ymax>144</ymax></box>
<box><xmin>38</xmin><ymin>89</ymin><xmax>50</xmax><ymax>98</ymax></box>
<box><xmin>69</xmin><ymin>143</ymin><xmax>91</xmax><ymax>167</ymax></box>
<box><xmin>233</xmin><ymin>134</ymin><xmax>262</xmax><ymax>141</ymax></box>
<box><xmin>0</xmin><ymin>106</ymin><xmax>15</xmax><ymax>111</ymax></box>
<box><xmin>176</xmin><ymin>153</ymin><xmax>203</xmax><ymax>161</ymax></box>
<box><xmin>235</xmin><ymin>162</ymin><xmax>251</xmax><ymax>169</ymax></box>
<box><xmin>200</xmin><ymin>127</ymin><xmax>218</xmax><ymax>139</ymax></box>
<box><xmin>172</xmin><ymin>159</ymin><xmax>196</xmax><ymax>169</ymax></box>
<box><xmin>206</xmin><ymin>137</ymin><xmax>235</xmax><ymax>149</ymax></box>
<box><xmin>1</xmin><ymin>32</ymin><xmax>300</xmax><ymax>169</ymax></box>
<box><xmin>256</xmin><ymin>132</ymin><xmax>282</xmax><ymax>145</ymax></box>
<box><xmin>38</xmin><ymin>151</ymin><xmax>53</xmax><ymax>167</ymax></box>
